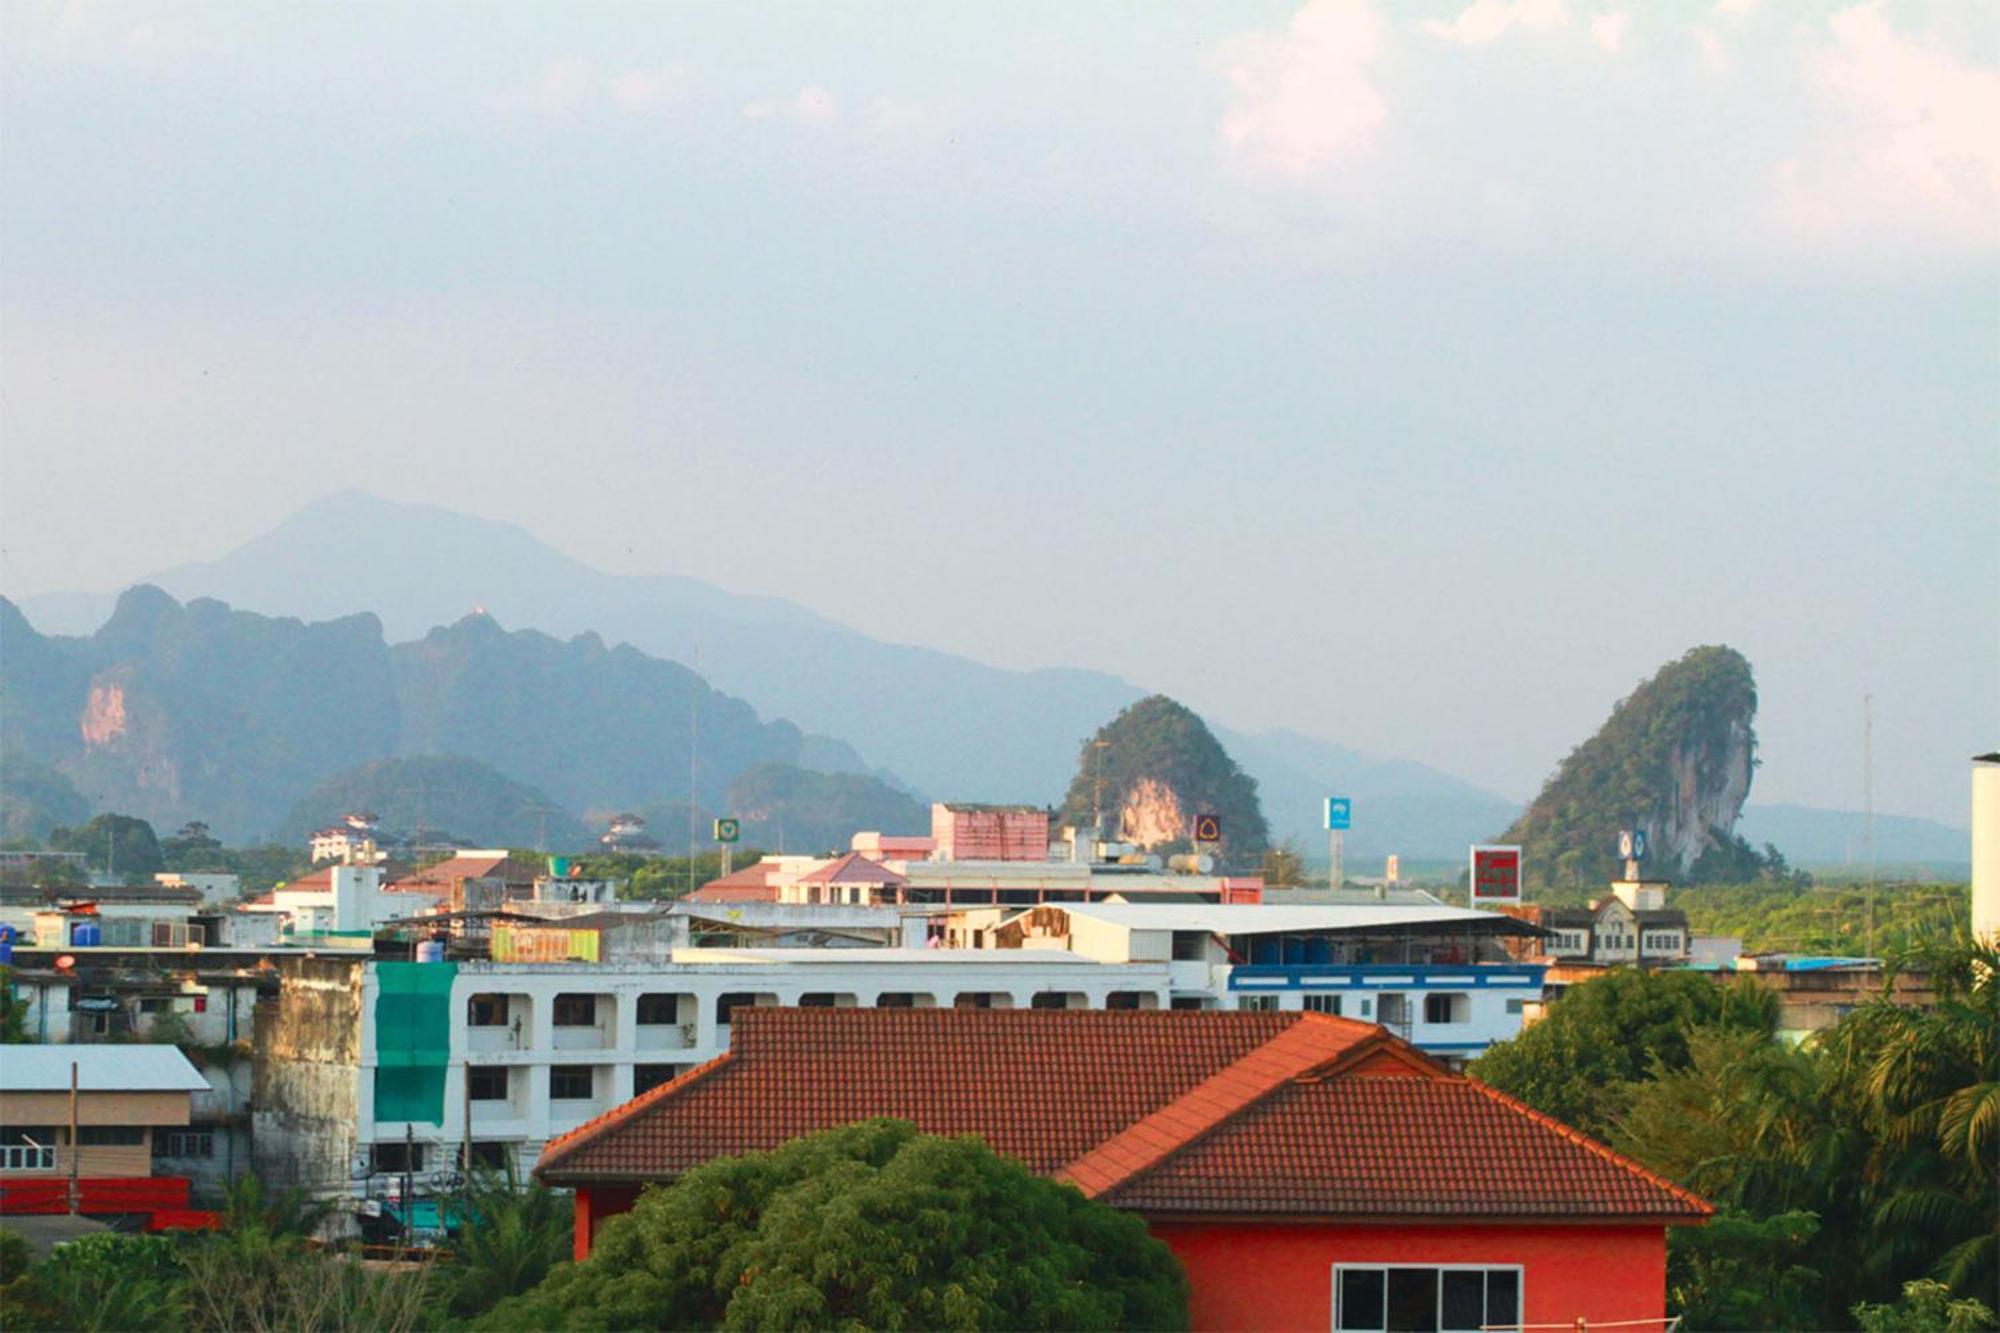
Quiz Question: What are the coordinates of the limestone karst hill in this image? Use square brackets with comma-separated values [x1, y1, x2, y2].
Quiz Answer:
[1499, 645, 1782, 888]
[1057, 695, 1270, 868]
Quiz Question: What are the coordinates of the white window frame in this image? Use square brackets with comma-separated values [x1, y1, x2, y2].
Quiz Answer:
[1303, 994, 1342, 1016]
[1330, 1262, 1525, 1333]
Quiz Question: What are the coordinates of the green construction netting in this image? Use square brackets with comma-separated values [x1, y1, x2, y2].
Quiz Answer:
[373, 961, 457, 1125]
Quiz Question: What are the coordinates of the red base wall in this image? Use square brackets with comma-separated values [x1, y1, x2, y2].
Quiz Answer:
[1149, 1219, 1669, 1333]
[0, 1176, 191, 1218]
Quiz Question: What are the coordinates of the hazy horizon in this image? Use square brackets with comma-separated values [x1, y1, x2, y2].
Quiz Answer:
[3, 1, 1994, 826]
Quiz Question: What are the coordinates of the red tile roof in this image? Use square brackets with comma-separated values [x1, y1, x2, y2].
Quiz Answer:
[535, 1009, 1708, 1222]
[386, 853, 537, 893]
[688, 863, 780, 902]
[795, 852, 907, 887]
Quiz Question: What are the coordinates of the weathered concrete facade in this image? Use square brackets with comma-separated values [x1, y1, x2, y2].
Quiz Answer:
[252, 958, 367, 1198]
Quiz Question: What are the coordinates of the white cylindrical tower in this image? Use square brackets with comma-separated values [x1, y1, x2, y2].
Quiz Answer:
[1973, 753, 2000, 945]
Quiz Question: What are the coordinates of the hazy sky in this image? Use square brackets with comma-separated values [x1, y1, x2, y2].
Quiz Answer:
[3, 1, 1995, 825]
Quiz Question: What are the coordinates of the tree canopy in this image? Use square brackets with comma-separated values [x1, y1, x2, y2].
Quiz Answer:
[46, 812, 164, 880]
[1469, 966, 1776, 1139]
[481, 1120, 1189, 1331]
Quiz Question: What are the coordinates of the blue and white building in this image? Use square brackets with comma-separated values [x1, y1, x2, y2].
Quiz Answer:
[946, 897, 1547, 1062]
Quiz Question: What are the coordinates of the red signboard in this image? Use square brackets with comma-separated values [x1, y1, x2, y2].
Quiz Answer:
[1469, 845, 1522, 905]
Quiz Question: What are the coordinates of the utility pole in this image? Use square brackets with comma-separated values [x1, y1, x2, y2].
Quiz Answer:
[403, 1123, 415, 1251]
[67, 1060, 79, 1216]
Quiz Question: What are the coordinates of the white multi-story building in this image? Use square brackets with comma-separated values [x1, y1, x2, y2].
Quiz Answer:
[253, 945, 1176, 1216]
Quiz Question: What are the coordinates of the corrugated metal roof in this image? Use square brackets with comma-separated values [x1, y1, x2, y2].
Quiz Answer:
[0, 1045, 210, 1093]
[1054, 903, 1534, 935]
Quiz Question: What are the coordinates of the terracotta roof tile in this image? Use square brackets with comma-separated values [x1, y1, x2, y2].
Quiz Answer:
[795, 853, 907, 887]
[535, 1009, 1707, 1222]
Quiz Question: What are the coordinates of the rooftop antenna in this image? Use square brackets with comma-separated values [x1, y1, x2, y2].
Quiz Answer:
[1864, 693, 1875, 957]
[688, 634, 702, 900]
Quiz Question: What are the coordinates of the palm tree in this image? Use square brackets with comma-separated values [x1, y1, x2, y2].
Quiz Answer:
[1818, 933, 1999, 1301]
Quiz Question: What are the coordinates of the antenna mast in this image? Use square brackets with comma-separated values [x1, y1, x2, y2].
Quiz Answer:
[1864, 693, 1875, 956]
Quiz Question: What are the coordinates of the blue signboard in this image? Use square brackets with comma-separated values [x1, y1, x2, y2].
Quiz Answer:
[1324, 797, 1352, 831]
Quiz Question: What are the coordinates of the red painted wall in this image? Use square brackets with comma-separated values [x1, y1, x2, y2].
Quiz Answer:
[1149, 1219, 1670, 1333]
[572, 1185, 641, 1262]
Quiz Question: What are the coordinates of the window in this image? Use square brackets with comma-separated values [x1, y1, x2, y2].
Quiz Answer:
[1505, 998, 1525, 1015]
[469, 1141, 512, 1171]
[1105, 991, 1146, 1010]
[552, 995, 598, 1027]
[467, 1066, 510, 1101]
[875, 993, 918, 1008]
[636, 993, 680, 1025]
[467, 994, 508, 1026]
[549, 1066, 594, 1100]
[952, 992, 997, 1010]
[1237, 995, 1278, 1012]
[154, 1129, 215, 1158]
[1303, 994, 1342, 1015]
[1169, 997, 1205, 1011]
[1378, 994, 1410, 1027]
[1171, 931, 1209, 961]
[1029, 993, 1068, 1011]
[1423, 993, 1469, 1025]
[1334, 1266, 1521, 1332]
[798, 993, 839, 1008]
[716, 993, 761, 1023]
[77, 1126, 145, 1146]
[633, 1064, 683, 1096]
[372, 1141, 424, 1174]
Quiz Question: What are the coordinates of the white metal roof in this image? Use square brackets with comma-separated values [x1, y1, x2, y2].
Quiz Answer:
[671, 947, 1110, 967]
[0, 1045, 210, 1093]
[1048, 903, 1523, 935]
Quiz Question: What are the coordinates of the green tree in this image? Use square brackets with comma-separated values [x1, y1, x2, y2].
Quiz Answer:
[46, 812, 164, 879]
[482, 1120, 1189, 1331]
[1853, 1280, 1999, 1333]
[1665, 1209, 1824, 1332]
[1816, 936, 1999, 1302]
[10, 1231, 188, 1333]
[0, 966, 30, 1043]
[1469, 969, 1775, 1139]
[440, 1165, 574, 1319]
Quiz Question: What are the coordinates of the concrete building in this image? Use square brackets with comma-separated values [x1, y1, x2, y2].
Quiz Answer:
[0, 1046, 213, 1226]
[251, 944, 1179, 1218]
[947, 900, 1547, 1059]
[1974, 753, 1998, 945]
[1499, 880, 1691, 969]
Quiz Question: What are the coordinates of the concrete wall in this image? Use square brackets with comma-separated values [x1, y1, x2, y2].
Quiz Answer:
[252, 958, 366, 1197]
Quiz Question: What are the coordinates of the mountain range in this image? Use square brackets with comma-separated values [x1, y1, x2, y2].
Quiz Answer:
[0, 586, 870, 843]
[10, 491, 1522, 854]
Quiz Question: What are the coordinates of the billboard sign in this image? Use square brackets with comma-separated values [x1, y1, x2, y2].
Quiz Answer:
[1324, 797, 1352, 831]
[713, 817, 741, 844]
[1469, 844, 1523, 906]
[1618, 828, 1648, 863]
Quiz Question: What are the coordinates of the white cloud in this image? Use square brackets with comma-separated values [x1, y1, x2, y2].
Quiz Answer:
[1214, 0, 1389, 179]
[1769, 4, 2000, 251]
[1421, 0, 1567, 46]
[523, 57, 596, 115]
[609, 63, 693, 113]
[744, 85, 839, 126]
[1589, 11, 1631, 55]
[1710, 0, 1760, 16]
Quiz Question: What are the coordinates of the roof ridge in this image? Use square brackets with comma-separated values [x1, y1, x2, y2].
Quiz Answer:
[1456, 1075, 1713, 1217]
[536, 1050, 736, 1176]
[1056, 1013, 1377, 1198]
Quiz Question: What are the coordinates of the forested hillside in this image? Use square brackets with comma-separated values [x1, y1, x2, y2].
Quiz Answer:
[1501, 645, 1783, 887]
[1057, 695, 1269, 866]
